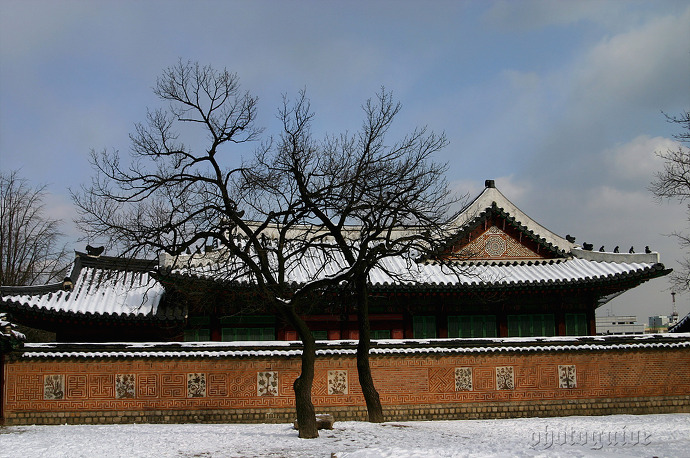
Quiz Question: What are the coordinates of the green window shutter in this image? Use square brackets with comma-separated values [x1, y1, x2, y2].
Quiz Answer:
[413, 316, 436, 338]
[532, 314, 544, 336]
[543, 314, 555, 337]
[485, 315, 497, 337]
[508, 315, 520, 337]
[447, 316, 460, 338]
[313, 330, 328, 340]
[184, 316, 211, 341]
[222, 327, 275, 341]
[371, 330, 391, 339]
[566, 313, 587, 336]
[520, 315, 531, 337]
[448, 315, 498, 338]
[472, 317, 484, 337]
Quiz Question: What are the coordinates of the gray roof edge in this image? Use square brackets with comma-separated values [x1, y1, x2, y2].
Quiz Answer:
[447, 186, 576, 252]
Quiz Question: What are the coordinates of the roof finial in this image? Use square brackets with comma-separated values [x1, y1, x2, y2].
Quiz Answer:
[485, 179, 495, 188]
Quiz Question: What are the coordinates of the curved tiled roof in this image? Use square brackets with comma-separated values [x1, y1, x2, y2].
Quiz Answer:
[669, 312, 690, 333]
[0, 253, 183, 323]
[168, 247, 668, 297]
[445, 184, 576, 255]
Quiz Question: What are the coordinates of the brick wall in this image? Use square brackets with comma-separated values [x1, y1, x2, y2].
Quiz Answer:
[3, 337, 690, 425]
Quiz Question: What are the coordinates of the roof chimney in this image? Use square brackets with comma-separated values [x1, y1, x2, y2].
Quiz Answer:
[485, 179, 495, 188]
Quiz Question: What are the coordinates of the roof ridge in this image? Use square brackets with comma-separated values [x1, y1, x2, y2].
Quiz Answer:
[446, 184, 575, 254]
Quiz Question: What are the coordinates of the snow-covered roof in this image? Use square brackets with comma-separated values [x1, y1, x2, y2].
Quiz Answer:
[11, 333, 690, 359]
[170, 248, 667, 297]
[0, 182, 670, 321]
[446, 181, 576, 255]
[0, 253, 182, 322]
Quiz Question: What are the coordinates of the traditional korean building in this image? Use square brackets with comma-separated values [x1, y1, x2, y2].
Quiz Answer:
[0, 180, 670, 342]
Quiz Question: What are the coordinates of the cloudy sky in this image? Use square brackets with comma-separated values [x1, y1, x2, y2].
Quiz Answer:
[1, 0, 689, 322]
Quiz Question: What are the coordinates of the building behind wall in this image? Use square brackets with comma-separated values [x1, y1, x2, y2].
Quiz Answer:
[1, 180, 672, 342]
[596, 315, 645, 335]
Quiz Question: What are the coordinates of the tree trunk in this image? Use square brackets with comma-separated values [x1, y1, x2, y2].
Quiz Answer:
[355, 279, 385, 423]
[283, 306, 319, 438]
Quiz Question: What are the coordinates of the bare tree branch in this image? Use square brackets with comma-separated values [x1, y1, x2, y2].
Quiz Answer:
[0, 171, 70, 286]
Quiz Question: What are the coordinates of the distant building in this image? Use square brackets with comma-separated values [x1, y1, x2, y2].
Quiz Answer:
[647, 313, 680, 333]
[596, 315, 645, 335]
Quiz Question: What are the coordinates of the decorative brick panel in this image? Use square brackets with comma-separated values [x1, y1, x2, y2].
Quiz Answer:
[455, 367, 473, 391]
[43, 374, 64, 400]
[328, 370, 348, 395]
[3, 344, 690, 425]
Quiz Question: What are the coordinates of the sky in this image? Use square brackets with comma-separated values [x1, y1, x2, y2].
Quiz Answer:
[1, 0, 689, 323]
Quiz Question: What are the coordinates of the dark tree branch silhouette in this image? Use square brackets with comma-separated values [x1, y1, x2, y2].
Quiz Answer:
[73, 61, 325, 438]
[650, 110, 690, 291]
[1, 171, 69, 286]
[73, 61, 461, 431]
[265, 89, 460, 422]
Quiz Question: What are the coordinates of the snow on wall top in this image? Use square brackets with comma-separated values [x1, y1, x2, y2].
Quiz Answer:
[11, 333, 690, 359]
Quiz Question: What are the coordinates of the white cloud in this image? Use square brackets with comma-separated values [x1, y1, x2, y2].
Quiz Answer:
[574, 6, 690, 112]
[604, 135, 677, 183]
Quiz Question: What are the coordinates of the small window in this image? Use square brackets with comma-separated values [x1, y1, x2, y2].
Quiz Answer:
[184, 328, 211, 342]
[507, 314, 555, 337]
[184, 316, 211, 341]
[371, 329, 391, 339]
[566, 313, 588, 336]
[413, 316, 437, 339]
[222, 327, 274, 341]
[312, 330, 328, 340]
[448, 315, 497, 338]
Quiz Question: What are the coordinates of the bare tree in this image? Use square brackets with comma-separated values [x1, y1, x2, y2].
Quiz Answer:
[651, 110, 690, 290]
[0, 171, 69, 286]
[73, 61, 459, 431]
[265, 89, 458, 422]
[73, 61, 329, 438]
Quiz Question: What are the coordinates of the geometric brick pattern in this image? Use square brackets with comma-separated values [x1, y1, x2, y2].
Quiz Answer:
[207, 373, 228, 397]
[4, 347, 690, 424]
[66, 374, 88, 399]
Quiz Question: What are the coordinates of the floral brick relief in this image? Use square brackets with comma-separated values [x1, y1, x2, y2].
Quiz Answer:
[328, 370, 348, 395]
[257, 371, 278, 397]
[455, 367, 473, 391]
[44, 374, 64, 400]
[187, 373, 206, 398]
[496, 366, 514, 390]
[559, 365, 577, 388]
[115, 374, 136, 399]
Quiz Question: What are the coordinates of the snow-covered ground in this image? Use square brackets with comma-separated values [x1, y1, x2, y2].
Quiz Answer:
[1, 414, 688, 457]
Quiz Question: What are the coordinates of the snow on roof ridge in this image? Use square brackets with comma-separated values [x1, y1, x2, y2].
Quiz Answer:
[447, 185, 575, 253]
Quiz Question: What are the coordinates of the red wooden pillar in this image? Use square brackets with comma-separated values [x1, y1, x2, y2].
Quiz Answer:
[498, 312, 508, 337]
[587, 305, 597, 336]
